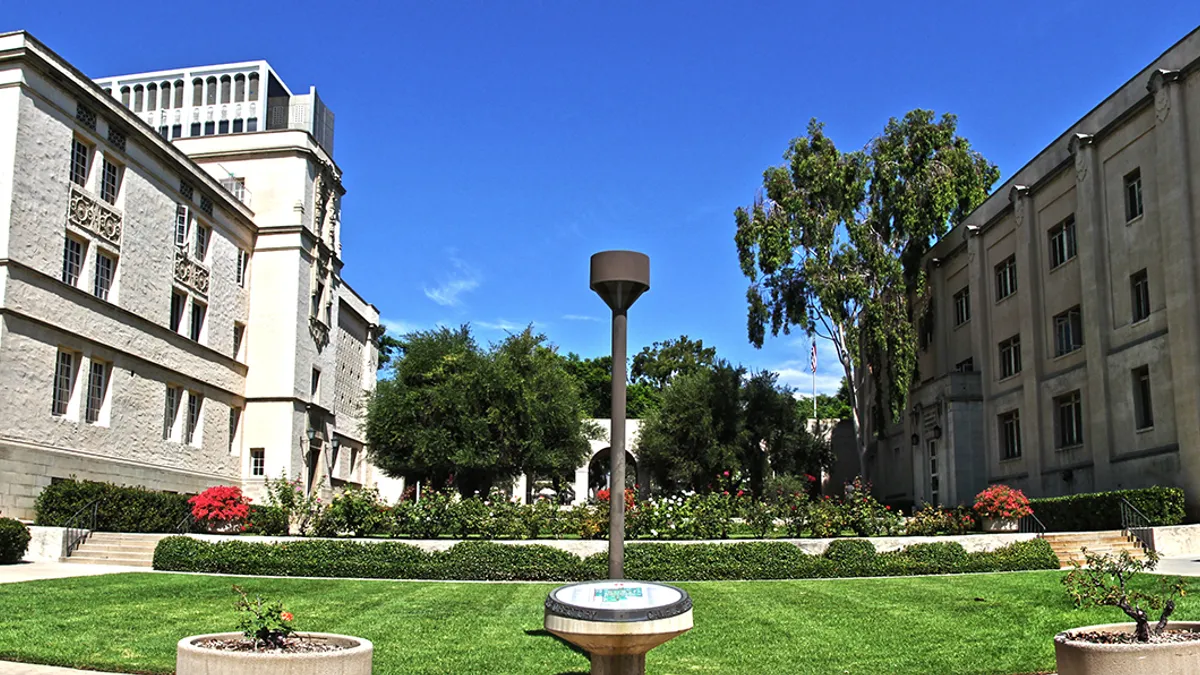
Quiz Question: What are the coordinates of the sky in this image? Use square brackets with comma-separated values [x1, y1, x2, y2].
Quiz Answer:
[7, 1, 1200, 396]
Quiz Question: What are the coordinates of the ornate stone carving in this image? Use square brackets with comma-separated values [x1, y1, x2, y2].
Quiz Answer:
[1068, 133, 1093, 182]
[312, 163, 338, 240]
[174, 249, 210, 296]
[1148, 69, 1182, 123]
[68, 185, 122, 245]
[1009, 186, 1029, 227]
[309, 316, 330, 351]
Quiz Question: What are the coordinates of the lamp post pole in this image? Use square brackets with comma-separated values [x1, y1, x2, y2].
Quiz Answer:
[589, 251, 650, 581]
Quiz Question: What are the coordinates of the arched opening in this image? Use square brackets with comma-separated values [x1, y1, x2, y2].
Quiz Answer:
[205, 77, 217, 105]
[120, 86, 130, 107]
[587, 447, 638, 498]
[132, 85, 144, 112]
[173, 80, 185, 108]
[146, 83, 157, 110]
[192, 78, 203, 106]
[234, 74, 245, 102]
[161, 81, 171, 109]
[247, 73, 259, 102]
[220, 75, 231, 104]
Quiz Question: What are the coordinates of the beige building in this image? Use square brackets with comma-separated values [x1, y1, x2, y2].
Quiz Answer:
[868, 26, 1200, 514]
[0, 32, 398, 520]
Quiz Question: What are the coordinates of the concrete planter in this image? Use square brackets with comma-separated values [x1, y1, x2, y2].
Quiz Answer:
[203, 519, 245, 534]
[1054, 622, 1200, 675]
[981, 517, 1018, 532]
[177, 632, 373, 675]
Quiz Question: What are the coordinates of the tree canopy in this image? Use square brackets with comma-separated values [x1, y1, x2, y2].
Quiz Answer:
[735, 110, 998, 475]
[631, 335, 717, 389]
[560, 353, 660, 419]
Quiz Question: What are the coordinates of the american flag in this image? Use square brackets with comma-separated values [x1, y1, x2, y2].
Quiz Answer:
[810, 340, 818, 374]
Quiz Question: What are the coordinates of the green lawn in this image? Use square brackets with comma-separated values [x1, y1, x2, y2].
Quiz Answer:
[0, 571, 1191, 674]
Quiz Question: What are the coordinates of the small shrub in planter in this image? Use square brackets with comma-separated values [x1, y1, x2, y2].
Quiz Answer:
[190, 486, 251, 533]
[1063, 549, 1186, 642]
[0, 517, 31, 564]
[233, 585, 296, 649]
[973, 484, 1032, 530]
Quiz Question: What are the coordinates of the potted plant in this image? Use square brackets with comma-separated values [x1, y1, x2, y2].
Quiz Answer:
[1055, 549, 1196, 674]
[176, 586, 372, 675]
[972, 484, 1031, 532]
[189, 486, 252, 534]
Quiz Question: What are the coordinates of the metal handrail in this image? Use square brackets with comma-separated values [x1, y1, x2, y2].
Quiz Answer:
[1018, 512, 1047, 535]
[175, 510, 196, 535]
[1120, 497, 1156, 553]
[61, 499, 99, 558]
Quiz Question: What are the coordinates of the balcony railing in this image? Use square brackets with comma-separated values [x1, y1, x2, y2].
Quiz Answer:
[220, 177, 252, 207]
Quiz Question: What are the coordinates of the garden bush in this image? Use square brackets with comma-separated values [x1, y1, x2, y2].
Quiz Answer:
[152, 536, 1060, 580]
[320, 486, 391, 537]
[245, 505, 288, 536]
[904, 505, 977, 536]
[35, 479, 191, 533]
[1029, 487, 1186, 531]
[0, 518, 31, 564]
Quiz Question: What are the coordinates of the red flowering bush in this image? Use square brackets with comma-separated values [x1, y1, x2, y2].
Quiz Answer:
[190, 486, 251, 523]
[973, 484, 1033, 519]
[595, 488, 636, 511]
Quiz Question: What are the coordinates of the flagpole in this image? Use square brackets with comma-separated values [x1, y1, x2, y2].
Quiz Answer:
[811, 339, 817, 421]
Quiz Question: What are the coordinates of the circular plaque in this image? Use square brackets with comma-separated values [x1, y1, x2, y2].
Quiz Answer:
[545, 581, 692, 623]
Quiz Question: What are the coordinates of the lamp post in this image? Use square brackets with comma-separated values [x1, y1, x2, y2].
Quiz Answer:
[589, 250, 650, 579]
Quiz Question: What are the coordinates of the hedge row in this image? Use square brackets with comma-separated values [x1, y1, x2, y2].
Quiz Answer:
[1029, 487, 1186, 532]
[35, 479, 191, 533]
[152, 536, 1059, 581]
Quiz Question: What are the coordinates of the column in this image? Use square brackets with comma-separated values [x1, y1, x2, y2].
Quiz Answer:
[1070, 132, 1115, 491]
[933, 262, 951, 375]
[573, 464, 590, 507]
[966, 226, 993, 481]
[1011, 186, 1046, 490]
[1148, 69, 1200, 516]
[513, 474, 528, 505]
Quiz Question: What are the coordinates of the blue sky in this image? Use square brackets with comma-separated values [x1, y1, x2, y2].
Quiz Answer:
[7, 1, 1200, 395]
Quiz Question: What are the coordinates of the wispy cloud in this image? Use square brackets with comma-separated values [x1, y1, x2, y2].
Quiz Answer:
[423, 257, 480, 307]
[475, 319, 527, 332]
[380, 318, 419, 336]
[561, 314, 601, 322]
[772, 338, 845, 397]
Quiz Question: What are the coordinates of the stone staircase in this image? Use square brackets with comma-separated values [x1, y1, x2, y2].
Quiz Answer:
[1042, 530, 1148, 569]
[64, 532, 169, 568]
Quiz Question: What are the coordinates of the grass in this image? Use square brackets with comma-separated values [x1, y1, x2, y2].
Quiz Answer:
[0, 570, 1193, 674]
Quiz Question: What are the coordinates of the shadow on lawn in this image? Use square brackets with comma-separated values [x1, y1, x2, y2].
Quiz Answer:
[524, 628, 589, 673]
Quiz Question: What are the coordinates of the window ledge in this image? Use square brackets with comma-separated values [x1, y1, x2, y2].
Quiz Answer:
[1131, 317, 1151, 327]
[1126, 215, 1144, 227]
[1136, 426, 1155, 434]
[1052, 347, 1083, 361]
[997, 373, 1022, 383]
[1048, 257, 1076, 274]
[995, 292, 1017, 306]
[953, 319, 970, 331]
[1056, 443, 1085, 452]
[999, 456, 1023, 463]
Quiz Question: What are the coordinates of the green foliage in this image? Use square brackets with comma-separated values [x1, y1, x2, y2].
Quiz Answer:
[154, 536, 1058, 581]
[233, 585, 295, 649]
[1063, 548, 1185, 641]
[559, 353, 661, 419]
[367, 326, 592, 496]
[34, 478, 190, 533]
[321, 486, 392, 537]
[735, 112, 999, 468]
[0, 518, 31, 564]
[393, 489, 455, 538]
[842, 477, 903, 536]
[1030, 487, 1186, 532]
[904, 505, 977, 536]
[740, 498, 778, 538]
[808, 498, 847, 537]
[244, 505, 288, 536]
[262, 476, 324, 535]
[630, 335, 717, 389]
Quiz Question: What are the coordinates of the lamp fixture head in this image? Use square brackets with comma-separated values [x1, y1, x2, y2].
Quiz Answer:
[306, 428, 316, 442]
[590, 251, 650, 312]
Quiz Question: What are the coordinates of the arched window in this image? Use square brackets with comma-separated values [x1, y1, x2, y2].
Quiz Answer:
[103, 87, 112, 97]
[161, 81, 171, 109]
[234, 74, 245, 103]
[120, 87, 131, 107]
[205, 77, 217, 105]
[147, 83, 159, 111]
[174, 80, 185, 108]
[220, 75, 232, 104]
[192, 78, 203, 106]
[133, 85, 144, 112]
[248, 73, 259, 102]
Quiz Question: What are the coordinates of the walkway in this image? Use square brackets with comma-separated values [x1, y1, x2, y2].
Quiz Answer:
[0, 663, 107, 675]
[0, 561, 142, 585]
[1149, 556, 1200, 577]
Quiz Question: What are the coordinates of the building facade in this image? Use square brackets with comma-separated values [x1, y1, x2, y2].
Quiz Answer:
[0, 32, 396, 519]
[866, 27, 1200, 515]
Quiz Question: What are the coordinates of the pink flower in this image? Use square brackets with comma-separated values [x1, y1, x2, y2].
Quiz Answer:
[723, 471, 730, 477]
[280, 611, 293, 622]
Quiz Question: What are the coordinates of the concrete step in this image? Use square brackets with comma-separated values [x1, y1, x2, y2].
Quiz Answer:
[72, 544, 159, 554]
[64, 555, 153, 568]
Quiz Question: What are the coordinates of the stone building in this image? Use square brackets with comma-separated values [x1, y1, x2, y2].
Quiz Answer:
[865, 27, 1200, 514]
[0, 31, 397, 519]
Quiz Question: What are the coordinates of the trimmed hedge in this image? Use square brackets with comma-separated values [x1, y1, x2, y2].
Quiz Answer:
[1030, 487, 1186, 532]
[153, 536, 1060, 581]
[35, 479, 191, 533]
[0, 518, 31, 564]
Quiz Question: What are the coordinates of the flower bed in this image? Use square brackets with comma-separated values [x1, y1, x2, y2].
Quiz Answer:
[152, 536, 1060, 581]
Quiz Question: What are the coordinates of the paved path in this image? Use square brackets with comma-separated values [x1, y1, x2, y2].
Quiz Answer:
[0, 561, 142, 585]
[0, 663, 109, 675]
[1149, 555, 1200, 577]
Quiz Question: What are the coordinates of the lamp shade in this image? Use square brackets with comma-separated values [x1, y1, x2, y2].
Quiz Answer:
[590, 251, 650, 312]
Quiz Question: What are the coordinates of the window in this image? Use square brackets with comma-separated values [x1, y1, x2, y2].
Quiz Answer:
[233, 323, 246, 359]
[69, 138, 90, 187]
[163, 386, 182, 439]
[953, 287, 970, 326]
[185, 391, 203, 445]
[52, 350, 76, 416]
[918, 306, 933, 351]
[190, 122, 202, 137]
[229, 406, 242, 452]
[93, 251, 116, 301]
[194, 223, 210, 261]
[955, 357, 975, 373]
[995, 255, 1017, 300]
[171, 124, 183, 139]
[1053, 306, 1084, 356]
[175, 205, 190, 247]
[247, 117, 258, 132]
[218, 120, 230, 134]
[205, 77, 217, 105]
[62, 236, 85, 286]
[1125, 168, 1144, 222]
[204, 121, 215, 136]
[84, 360, 108, 424]
[1131, 269, 1151, 323]
[189, 300, 206, 342]
[1133, 366, 1153, 430]
[1048, 215, 1077, 269]
[192, 78, 203, 107]
[170, 290, 187, 332]
[232, 119, 244, 133]
[999, 410, 1021, 460]
[999, 334, 1021, 379]
[1056, 391, 1084, 448]
[311, 368, 321, 399]
[236, 249, 250, 287]
[250, 448, 265, 477]
[312, 282, 325, 320]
